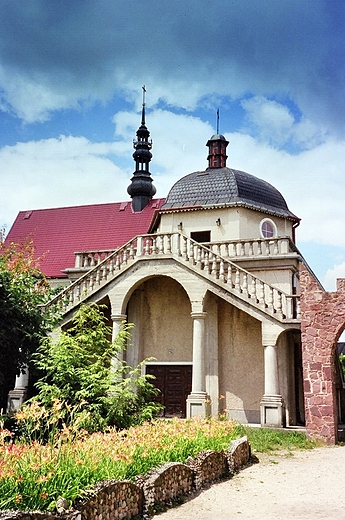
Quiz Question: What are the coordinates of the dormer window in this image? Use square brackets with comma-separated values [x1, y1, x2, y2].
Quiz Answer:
[260, 218, 277, 238]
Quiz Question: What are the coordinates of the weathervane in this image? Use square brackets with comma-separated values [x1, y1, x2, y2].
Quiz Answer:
[216, 108, 220, 134]
[142, 85, 146, 106]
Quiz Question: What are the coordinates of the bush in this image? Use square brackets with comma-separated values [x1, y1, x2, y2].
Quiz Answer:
[16, 303, 162, 438]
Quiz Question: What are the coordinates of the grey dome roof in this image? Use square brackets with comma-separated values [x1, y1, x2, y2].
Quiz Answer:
[161, 167, 298, 221]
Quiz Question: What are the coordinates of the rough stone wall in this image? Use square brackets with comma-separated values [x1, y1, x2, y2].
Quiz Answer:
[300, 265, 345, 444]
[0, 438, 251, 520]
[186, 450, 228, 490]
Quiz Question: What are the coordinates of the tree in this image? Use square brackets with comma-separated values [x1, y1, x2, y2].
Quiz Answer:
[24, 303, 162, 434]
[0, 231, 54, 408]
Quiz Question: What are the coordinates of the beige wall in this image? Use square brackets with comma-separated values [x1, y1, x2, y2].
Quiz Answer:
[127, 276, 193, 363]
[218, 298, 264, 424]
[158, 206, 293, 242]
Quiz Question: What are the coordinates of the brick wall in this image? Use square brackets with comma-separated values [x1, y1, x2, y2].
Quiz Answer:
[300, 265, 345, 444]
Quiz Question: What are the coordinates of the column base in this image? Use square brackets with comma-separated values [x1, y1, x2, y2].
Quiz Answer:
[186, 392, 211, 418]
[7, 388, 27, 413]
[260, 394, 285, 428]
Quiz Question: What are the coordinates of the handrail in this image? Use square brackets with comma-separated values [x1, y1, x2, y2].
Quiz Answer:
[43, 233, 300, 321]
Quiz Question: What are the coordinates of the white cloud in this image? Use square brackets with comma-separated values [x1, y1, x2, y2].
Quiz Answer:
[324, 263, 345, 292]
[2, 109, 345, 288]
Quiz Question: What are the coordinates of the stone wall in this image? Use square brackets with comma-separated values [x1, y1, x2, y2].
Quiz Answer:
[300, 264, 345, 444]
[0, 437, 250, 520]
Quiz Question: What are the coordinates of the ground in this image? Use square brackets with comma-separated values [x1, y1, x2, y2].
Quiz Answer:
[154, 446, 345, 519]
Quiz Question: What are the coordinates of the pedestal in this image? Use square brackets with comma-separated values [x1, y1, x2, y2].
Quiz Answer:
[186, 392, 211, 418]
[260, 394, 285, 428]
[7, 388, 27, 413]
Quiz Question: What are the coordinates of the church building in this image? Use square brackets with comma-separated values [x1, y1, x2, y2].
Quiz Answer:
[8, 99, 343, 443]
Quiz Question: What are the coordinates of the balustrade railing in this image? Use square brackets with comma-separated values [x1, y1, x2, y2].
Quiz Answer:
[45, 233, 300, 322]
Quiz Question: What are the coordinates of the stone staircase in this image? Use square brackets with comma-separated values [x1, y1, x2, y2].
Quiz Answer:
[44, 233, 301, 324]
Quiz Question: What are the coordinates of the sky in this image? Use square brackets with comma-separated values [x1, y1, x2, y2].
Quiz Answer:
[0, 0, 344, 290]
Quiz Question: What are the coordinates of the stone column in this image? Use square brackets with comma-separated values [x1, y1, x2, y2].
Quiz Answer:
[7, 367, 29, 413]
[111, 314, 127, 372]
[260, 344, 285, 427]
[186, 311, 211, 418]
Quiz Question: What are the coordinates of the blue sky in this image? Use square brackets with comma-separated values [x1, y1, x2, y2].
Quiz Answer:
[1, 0, 344, 290]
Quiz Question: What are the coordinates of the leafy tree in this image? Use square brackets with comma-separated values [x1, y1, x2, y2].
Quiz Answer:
[0, 231, 54, 408]
[24, 303, 162, 434]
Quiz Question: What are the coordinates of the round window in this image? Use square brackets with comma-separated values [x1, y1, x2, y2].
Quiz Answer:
[260, 219, 276, 238]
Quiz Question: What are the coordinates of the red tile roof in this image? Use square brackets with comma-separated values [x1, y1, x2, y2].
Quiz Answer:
[5, 199, 165, 278]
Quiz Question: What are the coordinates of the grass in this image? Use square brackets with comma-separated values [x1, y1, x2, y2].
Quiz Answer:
[0, 418, 316, 513]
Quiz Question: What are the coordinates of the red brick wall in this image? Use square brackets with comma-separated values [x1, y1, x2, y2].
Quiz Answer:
[300, 265, 345, 444]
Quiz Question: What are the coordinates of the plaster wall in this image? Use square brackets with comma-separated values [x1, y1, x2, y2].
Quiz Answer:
[218, 299, 263, 423]
[158, 207, 293, 242]
[127, 276, 193, 363]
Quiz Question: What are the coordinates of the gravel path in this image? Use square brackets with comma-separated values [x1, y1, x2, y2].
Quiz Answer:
[153, 446, 345, 519]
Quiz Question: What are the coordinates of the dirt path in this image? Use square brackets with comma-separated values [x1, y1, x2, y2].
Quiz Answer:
[154, 446, 345, 519]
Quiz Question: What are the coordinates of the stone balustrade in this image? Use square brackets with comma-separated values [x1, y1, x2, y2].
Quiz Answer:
[0, 437, 250, 520]
[44, 233, 300, 321]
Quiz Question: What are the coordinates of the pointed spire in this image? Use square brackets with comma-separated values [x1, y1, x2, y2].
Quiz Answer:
[127, 86, 156, 212]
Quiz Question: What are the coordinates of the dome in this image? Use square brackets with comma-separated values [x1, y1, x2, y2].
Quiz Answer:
[161, 167, 299, 221]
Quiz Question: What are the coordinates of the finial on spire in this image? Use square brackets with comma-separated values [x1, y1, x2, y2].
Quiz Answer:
[216, 108, 220, 134]
[141, 85, 146, 125]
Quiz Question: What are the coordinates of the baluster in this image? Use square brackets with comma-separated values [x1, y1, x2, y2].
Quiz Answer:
[189, 242, 195, 264]
[196, 246, 202, 268]
[224, 243, 230, 258]
[167, 234, 172, 254]
[211, 253, 217, 276]
[204, 251, 210, 272]
[116, 253, 121, 270]
[276, 290, 283, 317]
[240, 243, 245, 256]
[242, 272, 248, 295]
[144, 237, 150, 255]
[267, 286, 274, 312]
[217, 244, 221, 257]
[257, 240, 262, 255]
[219, 259, 225, 282]
[250, 276, 256, 300]
[273, 239, 279, 255]
[158, 235, 164, 254]
[95, 267, 101, 285]
[129, 242, 135, 259]
[235, 268, 240, 291]
[89, 273, 94, 291]
[248, 241, 254, 256]
[182, 236, 188, 260]
[102, 263, 107, 281]
[227, 263, 233, 286]
[76, 283, 81, 302]
[258, 280, 265, 306]
[123, 248, 128, 265]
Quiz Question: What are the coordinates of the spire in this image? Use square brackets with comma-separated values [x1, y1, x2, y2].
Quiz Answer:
[127, 86, 156, 212]
[206, 109, 229, 168]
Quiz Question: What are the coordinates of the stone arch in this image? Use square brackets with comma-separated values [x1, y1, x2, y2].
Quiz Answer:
[300, 265, 345, 444]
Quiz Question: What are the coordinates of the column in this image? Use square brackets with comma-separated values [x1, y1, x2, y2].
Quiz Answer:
[7, 366, 29, 413]
[186, 311, 211, 418]
[260, 344, 285, 427]
[111, 314, 127, 372]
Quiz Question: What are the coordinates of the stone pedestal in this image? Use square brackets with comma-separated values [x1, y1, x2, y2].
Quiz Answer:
[7, 387, 27, 413]
[260, 394, 285, 427]
[186, 392, 211, 417]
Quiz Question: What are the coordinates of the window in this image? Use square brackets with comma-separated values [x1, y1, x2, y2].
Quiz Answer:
[260, 219, 276, 238]
[190, 231, 211, 243]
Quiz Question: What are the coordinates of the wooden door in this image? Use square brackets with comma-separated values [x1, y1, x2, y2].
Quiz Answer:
[146, 365, 192, 418]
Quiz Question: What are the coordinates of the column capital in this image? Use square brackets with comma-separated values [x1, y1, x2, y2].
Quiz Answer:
[191, 311, 207, 320]
[111, 314, 127, 322]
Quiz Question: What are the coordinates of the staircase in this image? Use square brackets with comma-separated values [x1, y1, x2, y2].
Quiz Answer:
[44, 233, 300, 323]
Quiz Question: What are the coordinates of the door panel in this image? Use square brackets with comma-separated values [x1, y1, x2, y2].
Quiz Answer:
[146, 365, 192, 418]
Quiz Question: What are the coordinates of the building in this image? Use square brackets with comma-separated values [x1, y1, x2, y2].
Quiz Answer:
[8, 102, 342, 442]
